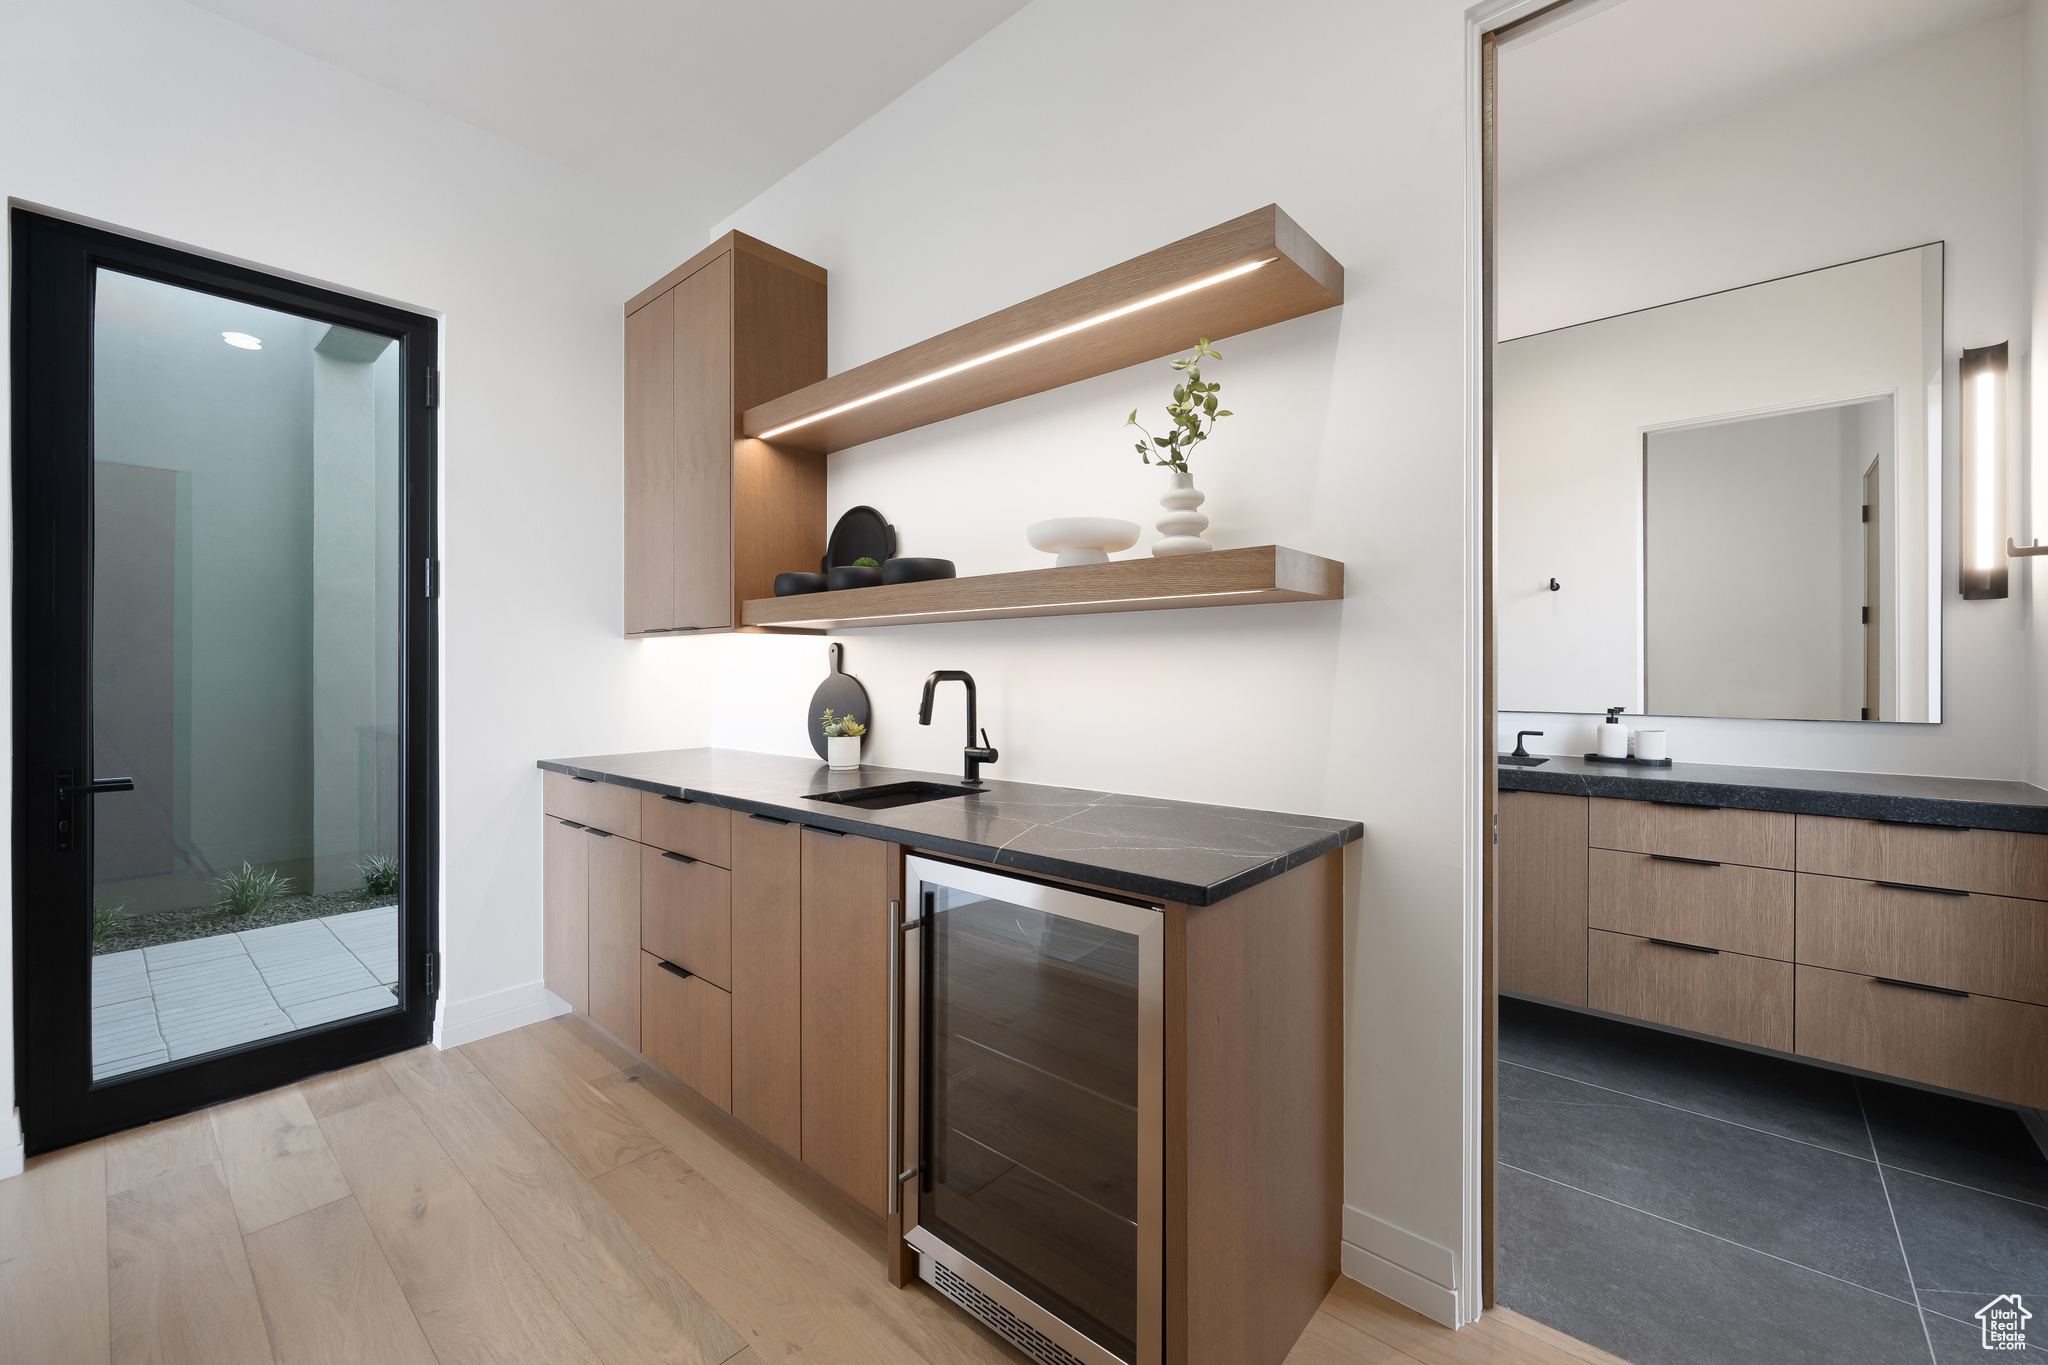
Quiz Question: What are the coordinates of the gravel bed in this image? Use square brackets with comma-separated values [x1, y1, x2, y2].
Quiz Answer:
[93, 888, 399, 956]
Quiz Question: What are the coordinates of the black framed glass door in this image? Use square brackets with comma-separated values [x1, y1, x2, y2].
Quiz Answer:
[12, 209, 438, 1153]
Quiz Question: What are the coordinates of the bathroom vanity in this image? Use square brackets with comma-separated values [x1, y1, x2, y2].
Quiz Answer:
[537, 748, 1359, 1365]
[1499, 756, 2048, 1108]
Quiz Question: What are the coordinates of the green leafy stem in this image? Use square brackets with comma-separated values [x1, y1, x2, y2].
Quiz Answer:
[1126, 339, 1232, 476]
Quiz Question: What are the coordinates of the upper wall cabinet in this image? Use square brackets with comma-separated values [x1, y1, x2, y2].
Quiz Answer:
[624, 233, 827, 635]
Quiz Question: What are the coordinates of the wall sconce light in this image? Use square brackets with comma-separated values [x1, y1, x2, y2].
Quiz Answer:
[1960, 342, 2008, 600]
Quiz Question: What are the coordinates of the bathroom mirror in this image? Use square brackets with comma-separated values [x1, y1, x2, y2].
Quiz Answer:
[1496, 243, 1943, 723]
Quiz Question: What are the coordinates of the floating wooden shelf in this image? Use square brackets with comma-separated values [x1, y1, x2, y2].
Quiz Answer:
[739, 205, 1343, 455]
[738, 545, 1343, 630]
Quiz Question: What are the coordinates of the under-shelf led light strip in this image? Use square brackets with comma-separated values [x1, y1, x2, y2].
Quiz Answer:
[765, 587, 1275, 628]
[754, 257, 1277, 441]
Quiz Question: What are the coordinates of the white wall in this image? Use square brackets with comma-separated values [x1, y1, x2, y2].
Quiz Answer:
[687, 0, 1485, 1325]
[0, 0, 705, 1172]
[2028, 0, 2048, 785]
[1498, 14, 2037, 775]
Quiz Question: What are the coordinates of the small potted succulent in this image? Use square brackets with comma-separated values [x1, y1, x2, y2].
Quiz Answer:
[821, 709, 868, 770]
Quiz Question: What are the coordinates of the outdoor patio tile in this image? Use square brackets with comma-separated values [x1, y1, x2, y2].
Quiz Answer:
[92, 951, 153, 1004]
[143, 934, 249, 967]
[95, 1048, 168, 1080]
[266, 965, 380, 1008]
[285, 986, 399, 1030]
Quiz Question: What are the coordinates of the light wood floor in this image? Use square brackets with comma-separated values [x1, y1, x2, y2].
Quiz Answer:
[0, 1015, 1627, 1365]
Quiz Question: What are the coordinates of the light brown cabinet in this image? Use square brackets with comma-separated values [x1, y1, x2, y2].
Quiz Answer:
[730, 812, 804, 1156]
[640, 845, 731, 990]
[586, 830, 643, 1049]
[1503, 785, 2048, 1107]
[1498, 791, 1588, 1005]
[800, 827, 895, 1217]
[541, 817, 589, 1014]
[642, 953, 733, 1110]
[623, 233, 827, 636]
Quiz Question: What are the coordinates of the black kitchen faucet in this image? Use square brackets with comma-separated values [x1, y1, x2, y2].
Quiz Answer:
[918, 670, 999, 785]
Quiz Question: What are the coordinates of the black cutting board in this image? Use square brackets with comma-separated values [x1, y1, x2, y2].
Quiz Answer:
[808, 643, 871, 759]
[821, 506, 896, 572]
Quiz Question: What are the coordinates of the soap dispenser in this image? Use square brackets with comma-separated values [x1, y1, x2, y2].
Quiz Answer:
[1595, 706, 1630, 759]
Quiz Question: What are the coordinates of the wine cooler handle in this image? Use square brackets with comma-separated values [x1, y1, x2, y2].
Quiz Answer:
[887, 896, 903, 1215]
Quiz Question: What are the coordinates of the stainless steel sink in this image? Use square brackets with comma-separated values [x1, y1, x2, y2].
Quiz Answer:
[802, 780, 980, 811]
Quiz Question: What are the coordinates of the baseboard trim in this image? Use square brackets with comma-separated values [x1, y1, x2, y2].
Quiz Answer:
[1342, 1205, 1457, 1291]
[1342, 1242, 1459, 1327]
[434, 981, 570, 1048]
[0, 1109, 22, 1181]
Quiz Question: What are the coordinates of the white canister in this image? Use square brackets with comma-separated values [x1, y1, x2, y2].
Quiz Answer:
[827, 735, 862, 771]
[1634, 729, 1668, 762]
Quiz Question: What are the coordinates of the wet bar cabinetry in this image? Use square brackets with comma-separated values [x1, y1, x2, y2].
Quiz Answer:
[540, 749, 1361, 1365]
[1498, 761, 2048, 1108]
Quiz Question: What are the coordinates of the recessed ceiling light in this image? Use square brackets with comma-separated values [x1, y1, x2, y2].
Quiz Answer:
[222, 332, 263, 350]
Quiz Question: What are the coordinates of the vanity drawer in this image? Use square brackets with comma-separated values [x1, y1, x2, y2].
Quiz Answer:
[640, 791, 731, 868]
[542, 771, 641, 839]
[641, 953, 732, 1111]
[1795, 815, 2048, 900]
[1588, 798, 1793, 870]
[1587, 929, 1793, 1050]
[641, 844, 731, 990]
[1794, 965, 2048, 1109]
[1588, 849, 1792, 959]
[1794, 874, 2048, 1006]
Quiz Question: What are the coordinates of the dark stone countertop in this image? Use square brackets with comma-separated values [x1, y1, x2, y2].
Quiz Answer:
[1498, 754, 2048, 834]
[537, 748, 1362, 906]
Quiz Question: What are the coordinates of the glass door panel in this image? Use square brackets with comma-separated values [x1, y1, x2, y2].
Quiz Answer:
[89, 269, 403, 1081]
[922, 880, 1143, 1359]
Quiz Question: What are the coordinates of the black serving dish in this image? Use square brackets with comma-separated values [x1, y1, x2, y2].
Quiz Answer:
[774, 572, 827, 596]
[826, 564, 883, 591]
[882, 557, 956, 585]
[1582, 752, 1674, 768]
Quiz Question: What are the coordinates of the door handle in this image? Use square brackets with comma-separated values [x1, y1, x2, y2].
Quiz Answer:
[55, 771, 134, 852]
[58, 776, 134, 797]
[888, 897, 903, 1215]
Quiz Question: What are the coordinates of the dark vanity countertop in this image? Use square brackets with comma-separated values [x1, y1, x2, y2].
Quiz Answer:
[1499, 754, 2048, 834]
[538, 748, 1362, 906]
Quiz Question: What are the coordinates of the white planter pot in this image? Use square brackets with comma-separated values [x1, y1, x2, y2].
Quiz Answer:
[827, 735, 863, 771]
[1153, 469, 1214, 556]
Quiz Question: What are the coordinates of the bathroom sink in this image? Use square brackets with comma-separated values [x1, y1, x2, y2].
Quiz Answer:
[803, 780, 981, 811]
[1497, 754, 1549, 767]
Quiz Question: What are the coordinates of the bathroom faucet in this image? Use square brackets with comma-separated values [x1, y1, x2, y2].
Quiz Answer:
[918, 670, 999, 785]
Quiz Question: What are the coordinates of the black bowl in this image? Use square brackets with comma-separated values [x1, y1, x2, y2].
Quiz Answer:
[882, 557, 956, 585]
[826, 564, 883, 591]
[774, 572, 827, 596]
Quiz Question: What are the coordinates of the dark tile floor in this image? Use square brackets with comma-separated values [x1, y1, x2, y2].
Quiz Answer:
[1498, 997, 2048, 1364]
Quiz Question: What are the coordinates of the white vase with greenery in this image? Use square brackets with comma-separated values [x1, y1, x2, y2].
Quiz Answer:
[1126, 339, 1229, 556]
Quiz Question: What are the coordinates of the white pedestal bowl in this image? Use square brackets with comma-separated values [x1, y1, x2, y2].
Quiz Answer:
[1026, 517, 1142, 567]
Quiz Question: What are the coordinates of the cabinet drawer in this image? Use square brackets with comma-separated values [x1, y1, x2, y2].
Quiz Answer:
[1794, 874, 2048, 1006]
[1588, 929, 1793, 1050]
[1794, 964, 2048, 1108]
[641, 954, 732, 1111]
[1795, 815, 2048, 900]
[1589, 798, 1792, 869]
[641, 845, 731, 990]
[640, 792, 731, 867]
[1589, 849, 1792, 959]
[542, 771, 640, 839]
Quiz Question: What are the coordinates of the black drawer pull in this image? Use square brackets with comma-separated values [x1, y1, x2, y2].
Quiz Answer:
[570, 775, 597, 784]
[1651, 801, 1720, 810]
[1875, 976, 1968, 999]
[1875, 880, 1969, 898]
[660, 794, 693, 805]
[656, 959, 691, 980]
[748, 813, 790, 826]
[661, 851, 695, 864]
[1651, 854, 1721, 868]
[806, 826, 846, 838]
[585, 828, 613, 839]
[556, 819, 585, 830]
[1647, 937, 1719, 955]
[1874, 818, 1970, 831]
